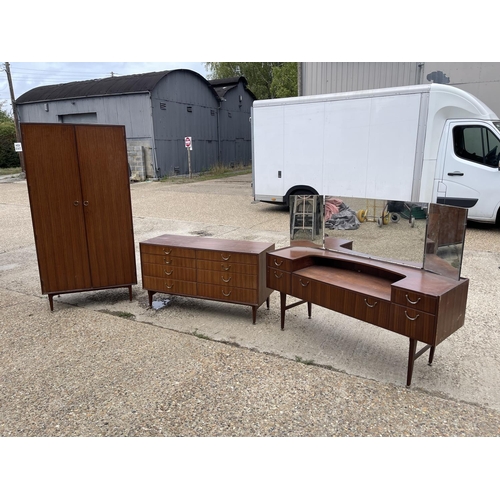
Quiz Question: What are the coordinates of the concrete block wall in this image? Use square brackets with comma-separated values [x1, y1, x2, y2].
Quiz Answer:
[127, 140, 154, 180]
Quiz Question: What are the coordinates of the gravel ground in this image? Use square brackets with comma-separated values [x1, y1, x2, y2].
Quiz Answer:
[1, 173, 500, 439]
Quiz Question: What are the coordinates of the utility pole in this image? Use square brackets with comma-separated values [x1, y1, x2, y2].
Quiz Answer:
[4, 62, 25, 173]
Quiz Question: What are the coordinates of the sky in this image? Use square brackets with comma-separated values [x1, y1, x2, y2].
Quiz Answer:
[2, 4, 483, 111]
[0, 62, 209, 103]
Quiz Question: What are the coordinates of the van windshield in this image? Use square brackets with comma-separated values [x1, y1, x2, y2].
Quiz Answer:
[494, 122, 500, 133]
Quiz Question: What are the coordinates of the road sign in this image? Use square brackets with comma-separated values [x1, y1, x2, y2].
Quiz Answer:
[14, 142, 22, 152]
[185, 136, 192, 149]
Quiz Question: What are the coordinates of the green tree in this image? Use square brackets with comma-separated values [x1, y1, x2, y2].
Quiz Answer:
[0, 100, 20, 169]
[205, 62, 298, 100]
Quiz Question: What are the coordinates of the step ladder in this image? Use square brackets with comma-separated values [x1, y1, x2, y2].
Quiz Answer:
[290, 195, 318, 240]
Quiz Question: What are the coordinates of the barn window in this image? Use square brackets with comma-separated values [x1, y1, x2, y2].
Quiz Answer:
[228, 112, 232, 118]
[160, 102, 166, 110]
[187, 106, 193, 112]
[210, 110, 215, 116]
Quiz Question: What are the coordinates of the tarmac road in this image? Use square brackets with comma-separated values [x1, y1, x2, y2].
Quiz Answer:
[1, 172, 500, 439]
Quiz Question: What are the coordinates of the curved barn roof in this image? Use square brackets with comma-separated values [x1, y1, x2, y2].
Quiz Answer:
[209, 76, 256, 100]
[17, 69, 220, 104]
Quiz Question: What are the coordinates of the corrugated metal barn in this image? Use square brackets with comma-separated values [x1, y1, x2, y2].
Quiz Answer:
[299, 62, 500, 117]
[16, 70, 255, 180]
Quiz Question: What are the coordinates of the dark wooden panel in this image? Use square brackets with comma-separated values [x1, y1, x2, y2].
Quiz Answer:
[353, 294, 391, 330]
[140, 243, 196, 258]
[143, 276, 197, 296]
[21, 123, 92, 294]
[267, 268, 291, 293]
[75, 125, 137, 288]
[141, 263, 197, 282]
[197, 269, 257, 289]
[392, 288, 438, 314]
[196, 283, 258, 304]
[391, 304, 437, 344]
[140, 253, 196, 268]
[197, 259, 257, 275]
[196, 249, 258, 264]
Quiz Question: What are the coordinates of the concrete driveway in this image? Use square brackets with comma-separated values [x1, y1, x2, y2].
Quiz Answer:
[1, 172, 500, 437]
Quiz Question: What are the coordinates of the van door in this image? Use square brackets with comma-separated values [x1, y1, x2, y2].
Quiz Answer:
[440, 121, 500, 223]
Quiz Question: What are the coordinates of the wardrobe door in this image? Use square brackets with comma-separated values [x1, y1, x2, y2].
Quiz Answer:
[22, 123, 92, 294]
[75, 125, 137, 288]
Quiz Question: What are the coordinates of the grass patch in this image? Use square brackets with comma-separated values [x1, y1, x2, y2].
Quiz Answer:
[0, 167, 22, 176]
[192, 328, 211, 340]
[295, 355, 315, 365]
[160, 163, 251, 184]
[99, 309, 136, 320]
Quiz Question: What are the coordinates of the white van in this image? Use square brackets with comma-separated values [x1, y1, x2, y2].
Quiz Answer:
[251, 84, 500, 224]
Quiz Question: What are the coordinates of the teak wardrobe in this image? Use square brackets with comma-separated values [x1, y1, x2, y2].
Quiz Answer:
[21, 123, 137, 310]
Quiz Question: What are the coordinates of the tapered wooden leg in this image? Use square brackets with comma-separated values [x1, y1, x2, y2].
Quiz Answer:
[307, 302, 312, 318]
[128, 285, 133, 302]
[48, 294, 54, 312]
[428, 345, 436, 365]
[280, 292, 286, 330]
[148, 290, 154, 308]
[252, 306, 257, 325]
[266, 296, 270, 309]
[407, 338, 418, 387]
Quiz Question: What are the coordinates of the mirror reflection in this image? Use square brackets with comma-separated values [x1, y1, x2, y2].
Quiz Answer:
[323, 196, 428, 267]
[424, 203, 467, 280]
[289, 194, 467, 280]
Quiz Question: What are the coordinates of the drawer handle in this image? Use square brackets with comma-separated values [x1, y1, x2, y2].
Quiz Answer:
[404, 310, 420, 321]
[222, 264, 231, 271]
[165, 282, 174, 289]
[299, 279, 309, 287]
[274, 259, 283, 267]
[364, 299, 378, 308]
[163, 248, 172, 255]
[73, 201, 79, 206]
[164, 270, 173, 276]
[221, 276, 231, 283]
[221, 253, 231, 261]
[164, 259, 172, 265]
[222, 289, 231, 297]
[274, 271, 283, 279]
[406, 294, 421, 305]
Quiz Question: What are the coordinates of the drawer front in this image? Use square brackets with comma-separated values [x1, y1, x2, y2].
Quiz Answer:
[267, 254, 292, 272]
[267, 268, 291, 293]
[391, 304, 437, 344]
[142, 263, 197, 282]
[140, 243, 196, 259]
[197, 269, 257, 289]
[196, 250, 257, 265]
[197, 259, 257, 275]
[140, 252, 196, 268]
[197, 283, 258, 304]
[392, 288, 437, 314]
[142, 276, 197, 296]
[291, 275, 331, 308]
[352, 294, 391, 330]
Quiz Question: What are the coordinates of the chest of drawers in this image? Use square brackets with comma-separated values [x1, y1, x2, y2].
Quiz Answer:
[140, 234, 275, 323]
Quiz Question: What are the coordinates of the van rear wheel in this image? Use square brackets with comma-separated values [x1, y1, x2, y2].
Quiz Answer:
[285, 188, 317, 208]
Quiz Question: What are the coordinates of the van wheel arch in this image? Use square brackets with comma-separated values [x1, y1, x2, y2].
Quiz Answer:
[284, 186, 319, 208]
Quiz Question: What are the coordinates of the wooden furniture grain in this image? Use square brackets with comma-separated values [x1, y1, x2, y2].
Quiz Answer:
[22, 123, 137, 310]
[140, 234, 275, 323]
[267, 241, 469, 386]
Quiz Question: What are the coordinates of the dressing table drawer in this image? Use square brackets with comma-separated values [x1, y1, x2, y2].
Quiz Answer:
[391, 304, 436, 344]
[392, 289, 438, 315]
